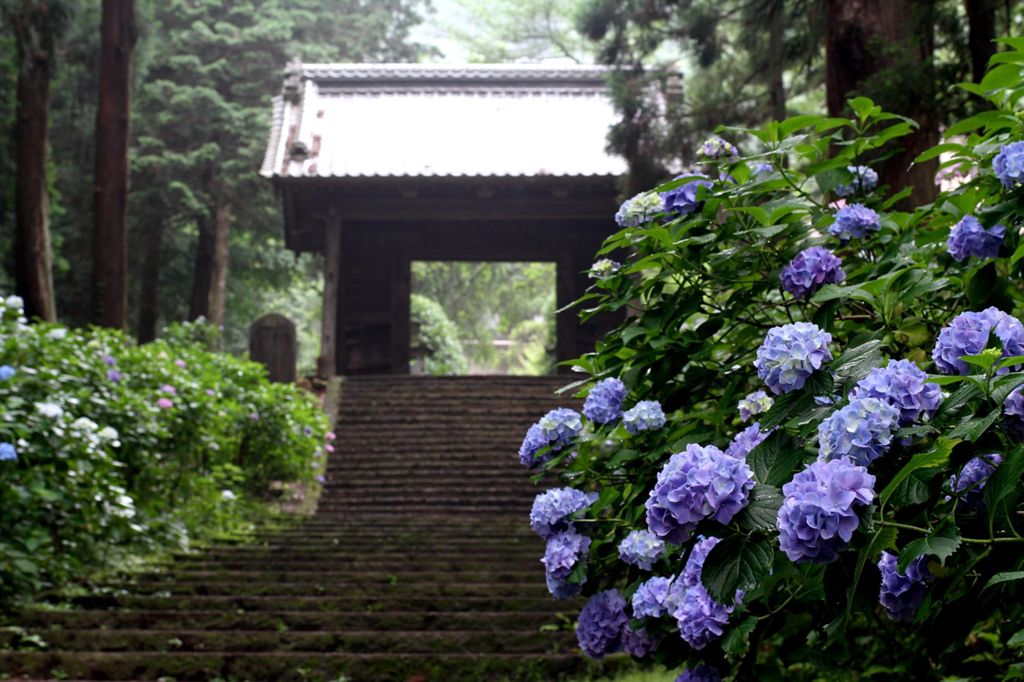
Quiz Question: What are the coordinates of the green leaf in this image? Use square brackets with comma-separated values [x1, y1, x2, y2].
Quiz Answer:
[914, 143, 970, 164]
[1008, 629, 1024, 648]
[983, 444, 1024, 531]
[880, 437, 959, 508]
[746, 431, 804, 487]
[984, 571, 1024, 590]
[979, 63, 1024, 93]
[701, 534, 774, 606]
[848, 96, 878, 122]
[832, 340, 883, 382]
[898, 519, 961, 571]
[946, 409, 999, 442]
[845, 526, 898, 623]
[721, 615, 758, 657]
[735, 484, 784, 532]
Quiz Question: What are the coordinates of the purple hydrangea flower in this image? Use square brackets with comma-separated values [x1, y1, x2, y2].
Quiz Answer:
[615, 192, 664, 228]
[777, 457, 876, 563]
[700, 136, 738, 159]
[0, 443, 16, 462]
[160, 384, 176, 395]
[878, 550, 932, 622]
[676, 665, 722, 682]
[849, 360, 942, 426]
[948, 454, 1002, 509]
[576, 589, 629, 658]
[754, 322, 833, 395]
[994, 141, 1024, 190]
[623, 400, 666, 434]
[661, 174, 712, 216]
[834, 165, 879, 197]
[829, 203, 881, 240]
[646, 444, 754, 543]
[621, 625, 659, 658]
[780, 246, 846, 299]
[618, 530, 665, 570]
[175, 358, 187, 369]
[530, 487, 598, 539]
[543, 529, 591, 599]
[725, 422, 772, 459]
[0, 365, 15, 381]
[738, 390, 773, 422]
[589, 258, 620, 279]
[101, 354, 117, 366]
[631, 576, 674, 618]
[752, 162, 774, 177]
[947, 215, 1005, 262]
[584, 378, 627, 424]
[932, 308, 1024, 375]
[668, 536, 740, 650]
[817, 398, 901, 467]
[519, 408, 583, 467]
[107, 369, 121, 383]
[1004, 386, 1024, 436]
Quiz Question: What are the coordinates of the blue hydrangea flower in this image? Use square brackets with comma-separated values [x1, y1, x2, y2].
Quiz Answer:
[631, 575, 674, 618]
[621, 625, 659, 658]
[834, 165, 879, 197]
[849, 360, 942, 426]
[948, 454, 1002, 510]
[932, 308, 1024, 375]
[817, 397, 901, 467]
[675, 665, 722, 682]
[700, 136, 738, 159]
[0, 365, 15, 381]
[829, 203, 881, 240]
[530, 487, 598, 539]
[584, 378, 627, 424]
[994, 141, 1024, 190]
[947, 215, 1005, 262]
[661, 174, 712, 216]
[101, 354, 117, 366]
[543, 529, 591, 599]
[615, 192, 664, 228]
[519, 408, 583, 467]
[738, 390, 773, 422]
[576, 589, 629, 658]
[1004, 386, 1024, 436]
[777, 457, 876, 563]
[878, 550, 932, 622]
[668, 537, 740, 650]
[623, 400, 666, 434]
[780, 246, 846, 299]
[589, 258, 621, 279]
[752, 162, 773, 177]
[0, 443, 16, 462]
[754, 322, 833, 395]
[618, 529, 665, 570]
[646, 444, 754, 543]
[725, 422, 772, 459]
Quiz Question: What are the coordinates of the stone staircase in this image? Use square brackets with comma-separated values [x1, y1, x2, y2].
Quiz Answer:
[1, 376, 617, 681]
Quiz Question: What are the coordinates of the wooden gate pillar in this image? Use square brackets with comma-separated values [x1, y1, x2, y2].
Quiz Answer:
[318, 212, 341, 376]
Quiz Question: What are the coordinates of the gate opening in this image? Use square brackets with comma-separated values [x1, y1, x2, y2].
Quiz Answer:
[410, 261, 556, 376]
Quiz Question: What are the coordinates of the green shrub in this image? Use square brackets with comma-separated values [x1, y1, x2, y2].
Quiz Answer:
[411, 293, 469, 375]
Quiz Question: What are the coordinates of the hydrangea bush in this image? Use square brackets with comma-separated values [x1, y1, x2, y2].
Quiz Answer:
[0, 306, 328, 603]
[517, 44, 1024, 679]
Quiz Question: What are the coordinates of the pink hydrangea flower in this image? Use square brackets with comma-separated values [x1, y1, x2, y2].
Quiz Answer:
[157, 398, 174, 409]
[160, 385, 176, 395]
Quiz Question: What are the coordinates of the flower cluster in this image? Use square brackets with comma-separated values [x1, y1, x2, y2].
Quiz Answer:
[947, 215, 1005, 262]
[669, 536, 741, 649]
[519, 408, 582, 467]
[849, 360, 942, 425]
[994, 141, 1024, 190]
[878, 551, 933, 622]
[632, 575, 673, 618]
[948, 454, 1002, 509]
[777, 457, 876, 563]
[646, 444, 754, 543]
[530, 487, 597, 539]
[621, 624, 659, 658]
[623, 400, 666, 434]
[754, 322, 833, 394]
[542, 529, 591, 598]
[0, 442, 16, 461]
[661, 174, 712, 216]
[725, 422, 771, 459]
[817, 397, 901, 466]
[700, 136, 738, 159]
[738, 390, 773, 422]
[615, 192, 664, 228]
[834, 165, 879, 197]
[618, 529, 665, 570]
[780, 246, 846, 299]
[829, 203, 881, 240]
[932, 308, 1024, 375]
[576, 589, 630, 658]
[1005, 386, 1024, 435]
[589, 258, 621, 279]
[583, 378, 628, 424]
[675, 666, 722, 682]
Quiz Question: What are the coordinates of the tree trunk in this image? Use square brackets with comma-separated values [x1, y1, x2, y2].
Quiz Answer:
[188, 212, 215, 321]
[767, 0, 787, 122]
[13, 44, 56, 321]
[91, 0, 136, 329]
[964, 0, 997, 84]
[824, 0, 939, 206]
[136, 219, 164, 344]
[207, 197, 232, 329]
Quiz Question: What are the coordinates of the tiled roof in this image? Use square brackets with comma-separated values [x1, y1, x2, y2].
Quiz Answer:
[260, 62, 627, 179]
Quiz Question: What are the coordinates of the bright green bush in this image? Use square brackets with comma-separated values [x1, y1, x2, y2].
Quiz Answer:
[0, 306, 328, 603]
[411, 293, 469, 375]
[523, 40, 1024, 680]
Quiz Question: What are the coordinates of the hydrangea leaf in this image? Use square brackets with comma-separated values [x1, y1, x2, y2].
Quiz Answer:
[845, 525, 898, 624]
[721, 614, 758, 657]
[984, 571, 1024, 590]
[701, 534, 774, 606]
[1008, 629, 1024, 648]
[880, 437, 958, 509]
[945, 409, 999, 442]
[746, 431, 803, 487]
[982, 444, 1024, 532]
[735, 484, 783, 532]
[898, 519, 961, 572]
